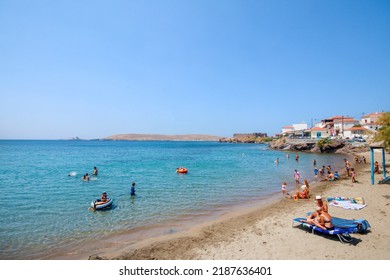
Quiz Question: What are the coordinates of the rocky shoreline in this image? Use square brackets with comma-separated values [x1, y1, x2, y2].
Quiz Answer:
[218, 132, 370, 155]
[268, 138, 369, 154]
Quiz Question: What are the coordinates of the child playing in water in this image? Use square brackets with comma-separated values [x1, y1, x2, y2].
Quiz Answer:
[294, 169, 301, 184]
[282, 182, 287, 194]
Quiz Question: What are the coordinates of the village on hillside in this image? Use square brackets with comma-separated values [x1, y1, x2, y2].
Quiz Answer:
[220, 112, 386, 146]
[280, 112, 384, 140]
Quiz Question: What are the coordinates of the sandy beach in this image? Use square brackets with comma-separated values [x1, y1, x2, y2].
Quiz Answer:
[90, 151, 390, 260]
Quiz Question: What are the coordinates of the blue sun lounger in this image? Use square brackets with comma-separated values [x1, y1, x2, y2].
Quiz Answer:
[292, 217, 370, 244]
[378, 176, 390, 184]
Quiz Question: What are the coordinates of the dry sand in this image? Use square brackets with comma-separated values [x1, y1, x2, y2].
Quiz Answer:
[92, 151, 390, 260]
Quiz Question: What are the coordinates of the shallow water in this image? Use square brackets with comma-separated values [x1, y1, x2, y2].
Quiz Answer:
[0, 140, 348, 259]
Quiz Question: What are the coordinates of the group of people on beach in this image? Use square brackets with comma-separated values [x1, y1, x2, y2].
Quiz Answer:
[282, 155, 360, 197]
[314, 164, 340, 182]
[283, 176, 334, 230]
[281, 153, 365, 230]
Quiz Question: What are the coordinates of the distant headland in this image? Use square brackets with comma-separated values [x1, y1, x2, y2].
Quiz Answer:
[102, 133, 222, 141]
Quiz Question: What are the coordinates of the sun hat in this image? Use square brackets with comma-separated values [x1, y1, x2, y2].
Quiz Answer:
[316, 195, 322, 200]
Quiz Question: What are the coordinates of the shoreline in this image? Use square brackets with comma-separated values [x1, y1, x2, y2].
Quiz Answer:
[85, 151, 390, 260]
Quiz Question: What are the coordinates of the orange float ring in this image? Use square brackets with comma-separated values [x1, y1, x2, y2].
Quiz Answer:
[176, 168, 188, 174]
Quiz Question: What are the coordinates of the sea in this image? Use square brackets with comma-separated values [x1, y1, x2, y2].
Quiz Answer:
[0, 140, 349, 259]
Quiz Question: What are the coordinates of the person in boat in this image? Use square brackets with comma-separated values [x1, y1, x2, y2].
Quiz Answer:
[130, 182, 136, 196]
[95, 192, 109, 206]
[93, 166, 98, 176]
[315, 195, 328, 213]
[302, 207, 333, 231]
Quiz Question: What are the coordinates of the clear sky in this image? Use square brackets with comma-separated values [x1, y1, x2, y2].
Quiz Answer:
[0, 0, 389, 139]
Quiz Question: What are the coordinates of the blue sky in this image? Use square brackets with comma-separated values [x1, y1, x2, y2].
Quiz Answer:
[0, 0, 389, 139]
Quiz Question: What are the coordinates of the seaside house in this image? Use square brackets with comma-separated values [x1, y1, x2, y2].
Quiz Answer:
[282, 126, 294, 134]
[310, 127, 329, 139]
[360, 112, 384, 132]
[281, 123, 308, 138]
[333, 117, 360, 137]
[316, 116, 359, 138]
[343, 126, 368, 139]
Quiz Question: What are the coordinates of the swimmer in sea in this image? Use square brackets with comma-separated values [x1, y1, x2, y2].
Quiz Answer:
[130, 182, 136, 196]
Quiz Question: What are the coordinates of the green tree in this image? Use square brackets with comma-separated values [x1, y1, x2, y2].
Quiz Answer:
[374, 112, 390, 149]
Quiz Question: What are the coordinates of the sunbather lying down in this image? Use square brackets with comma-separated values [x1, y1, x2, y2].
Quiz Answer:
[300, 207, 333, 231]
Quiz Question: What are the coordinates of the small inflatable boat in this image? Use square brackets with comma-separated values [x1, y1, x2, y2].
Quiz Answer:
[176, 167, 188, 174]
[91, 198, 113, 210]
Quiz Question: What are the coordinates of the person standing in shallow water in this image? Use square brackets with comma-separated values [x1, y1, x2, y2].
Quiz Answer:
[294, 169, 301, 184]
[130, 182, 136, 196]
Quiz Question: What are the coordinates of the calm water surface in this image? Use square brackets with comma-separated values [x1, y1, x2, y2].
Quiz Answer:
[0, 140, 348, 259]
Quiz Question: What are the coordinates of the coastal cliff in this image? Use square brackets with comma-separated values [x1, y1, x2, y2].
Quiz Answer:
[268, 138, 369, 154]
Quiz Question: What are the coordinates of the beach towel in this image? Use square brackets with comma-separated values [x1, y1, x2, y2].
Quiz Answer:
[327, 197, 367, 210]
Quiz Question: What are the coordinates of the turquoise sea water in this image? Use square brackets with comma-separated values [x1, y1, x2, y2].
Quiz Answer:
[0, 140, 348, 259]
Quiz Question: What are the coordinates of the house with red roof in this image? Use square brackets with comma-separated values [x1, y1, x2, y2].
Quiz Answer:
[315, 116, 359, 138]
[360, 112, 384, 132]
[310, 127, 329, 139]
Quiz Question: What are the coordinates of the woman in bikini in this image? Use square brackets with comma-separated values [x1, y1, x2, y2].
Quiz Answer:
[302, 207, 333, 230]
[315, 195, 328, 213]
[294, 185, 309, 199]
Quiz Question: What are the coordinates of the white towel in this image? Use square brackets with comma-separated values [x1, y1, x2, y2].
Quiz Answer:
[329, 200, 367, 210]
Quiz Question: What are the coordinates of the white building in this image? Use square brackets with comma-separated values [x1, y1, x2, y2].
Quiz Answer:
[310, 127, 329, 139]
[360, 112, 384, 132]
[281, 123, 307, 134]
[333, 117, 360, 136]
[343, 127, 367, 139]
[292, 122, 308, 131]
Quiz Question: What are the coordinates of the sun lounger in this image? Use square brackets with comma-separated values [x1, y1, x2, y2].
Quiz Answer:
[332, 217, 370, 233]
[292, 217, 370, 244]
[378, 177, 390, 184]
